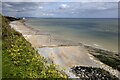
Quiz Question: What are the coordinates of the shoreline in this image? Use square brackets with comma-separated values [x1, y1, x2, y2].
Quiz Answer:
[24, 20, 118, 54]
[25, 19, 118, 54]
[10, 20, 120, 78]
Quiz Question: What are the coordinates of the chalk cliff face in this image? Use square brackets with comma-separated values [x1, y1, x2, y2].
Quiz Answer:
[10, 21, 120, 79]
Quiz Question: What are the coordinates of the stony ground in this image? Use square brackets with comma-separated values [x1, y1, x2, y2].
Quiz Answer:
[71, 66, 119, 79]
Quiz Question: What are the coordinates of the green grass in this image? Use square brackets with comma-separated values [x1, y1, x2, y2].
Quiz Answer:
[2, 15, 68, 79]
[0, 14, 2, 80]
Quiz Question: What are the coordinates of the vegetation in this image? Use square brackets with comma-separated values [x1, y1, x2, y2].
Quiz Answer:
[86, 46, 120, 71]
[2, 15, 68, 79]
[93, 54, 120, 71]
[0, 14, 2, 79]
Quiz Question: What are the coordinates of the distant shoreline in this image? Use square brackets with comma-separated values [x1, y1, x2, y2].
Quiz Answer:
[16, 17, 119, 19]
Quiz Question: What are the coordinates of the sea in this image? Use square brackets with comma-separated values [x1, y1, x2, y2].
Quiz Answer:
[25, 18, 118, 52]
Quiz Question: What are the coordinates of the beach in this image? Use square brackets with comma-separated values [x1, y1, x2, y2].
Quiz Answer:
[26, 18, 118, 52]
[9, 20, 120, 78]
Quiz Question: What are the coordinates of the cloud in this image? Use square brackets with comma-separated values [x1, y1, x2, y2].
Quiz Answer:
[38, 6, 43, 9]
[2, 2, 42, 12]
[2, 0, 119, 2]
[59, 4, 69, 9]
[4, 3, 13, 7]
[2, 2, 118, 18]
[42, 13, 54, 16]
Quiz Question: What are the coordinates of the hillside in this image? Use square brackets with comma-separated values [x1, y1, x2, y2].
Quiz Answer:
[2, 15, 67, 79]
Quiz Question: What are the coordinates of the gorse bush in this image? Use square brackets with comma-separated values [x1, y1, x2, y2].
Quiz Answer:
[2, 15, 68, 79]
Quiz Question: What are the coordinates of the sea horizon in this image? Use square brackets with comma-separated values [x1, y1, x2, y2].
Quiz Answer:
[16, 16, 119, 19]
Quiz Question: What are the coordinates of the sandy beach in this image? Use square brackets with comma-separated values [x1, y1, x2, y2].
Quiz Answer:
[10, 20, 120, 78]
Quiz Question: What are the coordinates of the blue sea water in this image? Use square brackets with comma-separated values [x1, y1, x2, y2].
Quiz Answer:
[26, 18, 118, 52]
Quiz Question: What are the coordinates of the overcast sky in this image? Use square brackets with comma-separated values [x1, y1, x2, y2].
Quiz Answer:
[2, 0, 119, 2]
[2, 1, 119, 18]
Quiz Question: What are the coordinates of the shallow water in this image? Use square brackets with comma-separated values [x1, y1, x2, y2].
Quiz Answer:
[26, 18, 118, 52]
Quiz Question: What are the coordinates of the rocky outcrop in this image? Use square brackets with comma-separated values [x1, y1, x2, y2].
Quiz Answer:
[71, 66, 119, 79]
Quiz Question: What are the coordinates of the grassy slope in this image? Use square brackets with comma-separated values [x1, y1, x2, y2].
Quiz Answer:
[2, 15, 67, 79]
[0, 14, 2, 80]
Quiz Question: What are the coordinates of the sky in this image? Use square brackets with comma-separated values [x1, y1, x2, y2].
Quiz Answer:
[2, 0, 119, 2]
[2, 0, 119, 18]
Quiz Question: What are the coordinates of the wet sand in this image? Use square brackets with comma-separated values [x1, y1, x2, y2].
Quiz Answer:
[10, 21, 120, 78]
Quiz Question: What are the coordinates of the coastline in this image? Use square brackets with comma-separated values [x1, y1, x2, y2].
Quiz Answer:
[25, 18, 118, 52]
[22, 20, 119, 53]
[10, 20, 120, 78]
[24, 19, 119, 55]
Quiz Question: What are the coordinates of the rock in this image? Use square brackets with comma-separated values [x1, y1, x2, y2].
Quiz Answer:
[71, 66, 119, 79]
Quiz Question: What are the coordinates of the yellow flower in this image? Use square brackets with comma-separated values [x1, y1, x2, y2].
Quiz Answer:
[48, 70, 50, 73]
[26, 59, 30, 62]
[32, 58, 35, 61]
[17, 53, 20, 55]
[13, 61, 17, 64]
[35, 55, 38, 58]
[17, 49, 20, 51]
[17, 61, 20, 63]
[11, 53, 14, 55]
